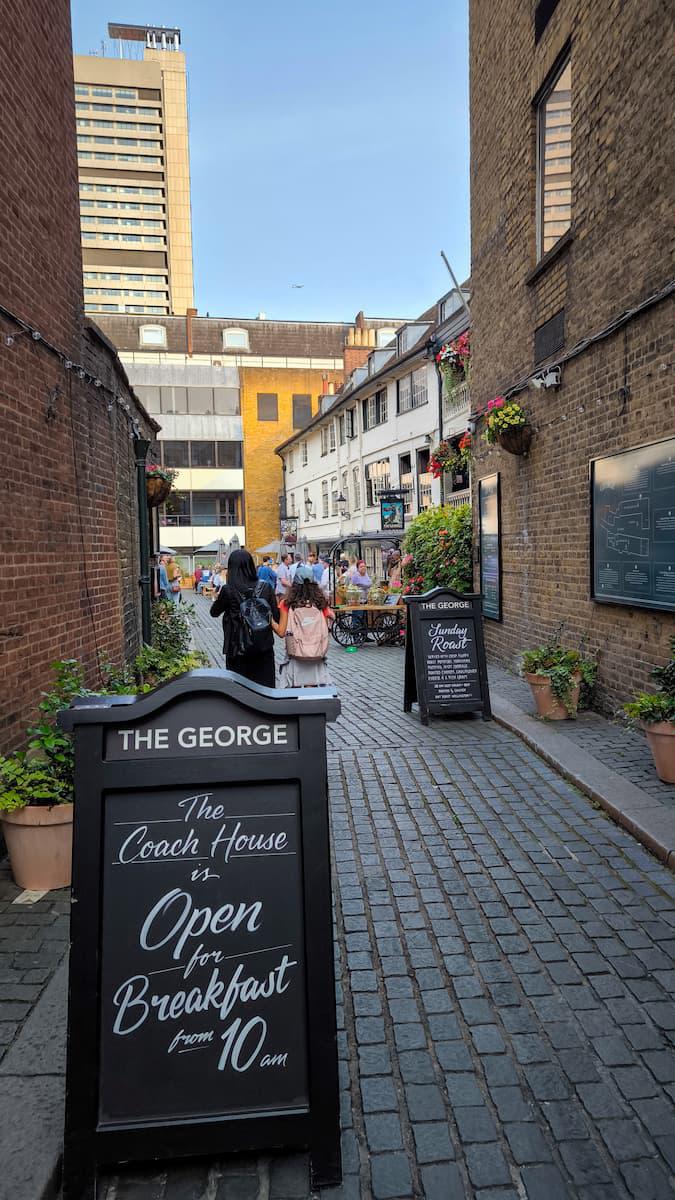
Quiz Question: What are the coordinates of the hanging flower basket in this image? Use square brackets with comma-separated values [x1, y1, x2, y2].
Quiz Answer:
[497, 424, 533, 456]
[145, 465, 177, 508]
[483, 397, 533, 456]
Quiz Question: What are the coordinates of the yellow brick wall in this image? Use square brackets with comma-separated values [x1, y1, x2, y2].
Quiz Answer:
[240, 367, 342, 554]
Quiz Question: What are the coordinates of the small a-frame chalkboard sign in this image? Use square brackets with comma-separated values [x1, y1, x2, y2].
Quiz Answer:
[59, 670, 342, 1198]
[404, 587, 491, 724]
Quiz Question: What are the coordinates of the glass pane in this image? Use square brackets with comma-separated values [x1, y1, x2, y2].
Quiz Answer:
[540, 61, 572, 254]
[187, 388, 213, 415]
[191, 493, 218, 524]
[218, 493, 240, 522]
[160, 387, 187, 414]
[217, 442, 242, 468]
[292, 394, 312, 429]
[190, 441, 216, 468]
[213, 387, 240, 415]
[134, 385, 161, 413]
[162, 441, 189, 468]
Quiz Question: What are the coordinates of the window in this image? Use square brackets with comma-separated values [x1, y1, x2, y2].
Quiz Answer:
[320, 426, 328, 456]
[288, 449, 295, 474]
[190, 491, 241, 526]
[214, 387, 240, 415]
[190, 441, 217, 468]
[160, 387, 187, 414]
[365, 460, 390, 507]
[161, 441, 189, 468]
[301, 441, 308, 466]
[346, 408, 357, 439]
[257, 393, 278, 421]
[304, 487, 311, 512]
[338, 414, 346, 445]
[331, 476, 338, 517]
[132, 385, 160, 413]
[352, 467, 361, 510]
[321, 480, 329, 519]
[292, 394, 312, 429]
[223, 327, 250, 351]
[139, 324, 166, 347]
[341, 470, 349, 511]
[412, 366, 428, 409]
[399, 453, 414, 514]
[217, 441, 242, 469]
[163, 491, 190, 526]
[328, 421, 336, 452]
[537, 57, 572, 257]
[417, 448, 433, 511]
[362, 389, 387, 431]
[187, 387, 213, 415]
[376, 327, 396, 348]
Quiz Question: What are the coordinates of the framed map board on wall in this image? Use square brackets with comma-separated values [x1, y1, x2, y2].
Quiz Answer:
[591, 437, 675, 613]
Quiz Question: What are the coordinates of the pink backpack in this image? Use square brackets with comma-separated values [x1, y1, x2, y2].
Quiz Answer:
[286, 604, 329, 660]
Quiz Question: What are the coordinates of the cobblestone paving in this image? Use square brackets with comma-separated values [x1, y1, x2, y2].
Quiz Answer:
[0, 858, 69, 1063]
[488, 662, 674, 809]
[98, 597, 675, 1198]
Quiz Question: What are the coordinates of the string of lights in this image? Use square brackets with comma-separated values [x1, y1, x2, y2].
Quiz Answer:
[0, 299, 145, 441]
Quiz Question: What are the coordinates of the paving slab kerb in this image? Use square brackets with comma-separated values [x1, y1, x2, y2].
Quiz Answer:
[3, 596, 674, 1200]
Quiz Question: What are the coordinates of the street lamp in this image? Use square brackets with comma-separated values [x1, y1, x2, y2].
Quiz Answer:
[337, 493, 350, 519]
[304, 498, 315, 520]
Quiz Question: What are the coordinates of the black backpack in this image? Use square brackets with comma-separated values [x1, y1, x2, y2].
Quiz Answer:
[236, 582, 272, 654]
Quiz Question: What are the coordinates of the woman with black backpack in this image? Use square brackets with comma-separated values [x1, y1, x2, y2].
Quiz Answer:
[210, 549, 279, 688]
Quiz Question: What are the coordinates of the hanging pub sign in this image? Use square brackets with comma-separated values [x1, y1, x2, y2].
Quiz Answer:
[404, 587, 491, 724]
[280, 517, 299, 547]
[59, 671, 342, 1199]
[380, 491, 406, 531]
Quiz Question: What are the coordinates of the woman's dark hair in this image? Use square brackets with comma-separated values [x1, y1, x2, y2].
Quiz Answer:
[286, 578, 326, 610]
[227, 549, 258, 595]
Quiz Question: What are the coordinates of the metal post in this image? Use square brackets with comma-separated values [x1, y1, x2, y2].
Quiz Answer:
[133, 438, 152, 644]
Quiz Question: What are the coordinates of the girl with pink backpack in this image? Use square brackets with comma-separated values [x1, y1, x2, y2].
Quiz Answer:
[272, 565, 334, 688]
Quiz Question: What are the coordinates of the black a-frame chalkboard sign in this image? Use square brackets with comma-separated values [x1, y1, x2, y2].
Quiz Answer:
[59, 670, 342, 1198]
[404, 587, 491, 724]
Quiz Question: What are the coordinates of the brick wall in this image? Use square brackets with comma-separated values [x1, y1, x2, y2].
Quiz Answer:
[0, 0, 158, 750]
[240, 367, 343, 554]
[469, 0, 675, 711]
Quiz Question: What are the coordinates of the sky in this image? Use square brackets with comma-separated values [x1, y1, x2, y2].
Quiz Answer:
[70, 0, 470, 323]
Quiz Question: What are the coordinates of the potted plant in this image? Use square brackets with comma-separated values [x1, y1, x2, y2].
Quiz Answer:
[483, 396, 532, 456]
[521, 637, 597, 720]
[0, 660, 84, 890]
[624, 639, 675, 782]
[436, 331, 470, 388]
[146, 463, 177, 508]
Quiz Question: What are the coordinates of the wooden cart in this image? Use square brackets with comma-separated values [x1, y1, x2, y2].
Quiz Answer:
[330, 603, 405, 648]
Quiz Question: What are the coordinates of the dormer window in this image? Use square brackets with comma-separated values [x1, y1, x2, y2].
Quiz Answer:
[376, 327, 396, 348]
[139, 324, 166, 347]
[222, 327, 250, 351]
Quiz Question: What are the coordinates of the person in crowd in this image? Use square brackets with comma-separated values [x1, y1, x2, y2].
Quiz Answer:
[158, 552, 171, 600]
[193, 565, 203, 593]
[196, 566, 212, 595]
[289, 553, 304, 581]
[319, 554, 331, 599]
[212, 562, 224, 593]
[276, 552, 293, 599]
[257, 556, 277, 588]
[168, 557, 183, 604]
[272, 565, 333, 688]
[210, 549, 279, 688]
[387, 551, 402, 587]
[307, 551, 323, 583]
[350, 559, 372, 601]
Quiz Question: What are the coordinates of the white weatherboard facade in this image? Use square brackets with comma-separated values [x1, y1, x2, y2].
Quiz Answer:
[278, 294, 471, 574]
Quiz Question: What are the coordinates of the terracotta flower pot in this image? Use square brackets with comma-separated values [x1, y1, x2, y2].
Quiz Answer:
[497, 424, 532, 456]
[524, 671, 581, 720]
[644, 722, 675, 783]
[146, 476, 172, 508]
[1, 803, 73, 890]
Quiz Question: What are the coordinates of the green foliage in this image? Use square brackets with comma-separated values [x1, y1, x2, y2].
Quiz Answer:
[521, 632, 598, 715]
[401, 504, 473, 595]
[151, 599, 193, 657]
[0, 659, 86, 812]
[102, 645, 209, 695]
[624, 637, 675, 725]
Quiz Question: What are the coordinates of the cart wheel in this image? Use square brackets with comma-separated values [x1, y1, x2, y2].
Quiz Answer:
[331, 613, 366, 646]
[372, 612, 400, 646]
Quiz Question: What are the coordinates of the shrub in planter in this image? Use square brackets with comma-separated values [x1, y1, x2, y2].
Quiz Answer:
[521, 639, 597, 720]
[402, 503, 472, 596]
[0, 660, 84, 890]
[624, 638, 675, 782]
